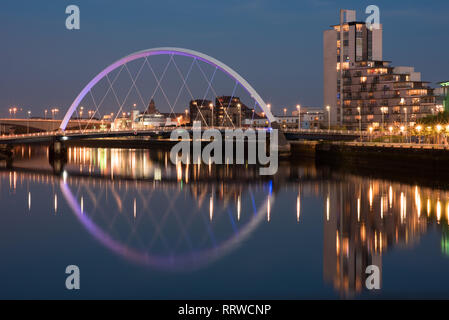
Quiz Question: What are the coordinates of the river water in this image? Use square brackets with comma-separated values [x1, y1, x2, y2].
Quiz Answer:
[1, 145, 449, 299]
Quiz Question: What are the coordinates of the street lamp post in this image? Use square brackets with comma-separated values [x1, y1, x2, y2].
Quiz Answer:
[237, 103, 241, 127]
[416, 125, 422, 144]
[27, 110, 31, 134]
[357, 106, 361, 140]
[403, 107, 408, 143]
[51, 108, 59, 120]
[209, 103, 214, 128]
[296, 104, 301, 130]
[381, 107, 387, 133]
[326, 105, 330, 133]
[9, 107, 17, 119]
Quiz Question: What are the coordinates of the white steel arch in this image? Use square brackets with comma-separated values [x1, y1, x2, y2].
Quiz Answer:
[60, 47, 275, 130]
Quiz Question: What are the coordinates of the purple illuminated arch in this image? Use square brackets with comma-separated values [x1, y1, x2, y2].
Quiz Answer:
[60, 47, 275, 130]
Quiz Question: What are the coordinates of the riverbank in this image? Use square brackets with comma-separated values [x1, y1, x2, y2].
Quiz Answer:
[291, 141, 449, 187]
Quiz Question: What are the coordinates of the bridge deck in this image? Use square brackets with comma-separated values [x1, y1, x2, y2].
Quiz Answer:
[0, 127, 364, 144]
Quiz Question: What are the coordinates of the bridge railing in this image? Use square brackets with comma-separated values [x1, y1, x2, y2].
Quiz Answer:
[1, 126, 369, 141]
[282, 128, 368, 136]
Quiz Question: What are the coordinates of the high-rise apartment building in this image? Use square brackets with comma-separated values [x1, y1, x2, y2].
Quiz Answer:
[342, 61, 436, 130]
[324, 10, 383, 126]
[324, 9, 437, 129]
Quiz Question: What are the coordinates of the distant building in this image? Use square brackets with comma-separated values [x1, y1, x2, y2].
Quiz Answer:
[292, 107, 325, 129]
[341, 61, 436, 130]
[435, 81, 449, 112]
[145, 99, 158, 114]
[248, 107, 325, 129]
[215, 96, 254, 127]
[189, 96, 258, 127]
[189, 99, 214, 126]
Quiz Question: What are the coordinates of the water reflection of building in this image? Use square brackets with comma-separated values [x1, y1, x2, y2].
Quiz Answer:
[323, 175, 449, 297]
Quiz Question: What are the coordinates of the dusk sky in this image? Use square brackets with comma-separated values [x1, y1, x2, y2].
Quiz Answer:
[1, 0, 448, 117]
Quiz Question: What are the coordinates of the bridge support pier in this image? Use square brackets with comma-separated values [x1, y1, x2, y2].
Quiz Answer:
[49, 141, 67, 159]
[271, 122, 291, 157]
[0, 144, 13, 167]
[49, 141, 67, 175]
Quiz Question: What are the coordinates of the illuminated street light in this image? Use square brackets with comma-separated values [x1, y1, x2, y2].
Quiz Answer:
[9, 107, 18, 119]
[416, 125, 422, 144]
[326, 105, 330, 132]
[357, 106, 362, 139]
[27, 111, 31, 134]
[237, 103, 241, 127]
[296, 104, 301, 130]
[209, 103, 214, 127]
[51, 108, 59, 119]
[380, 107, 388, 131]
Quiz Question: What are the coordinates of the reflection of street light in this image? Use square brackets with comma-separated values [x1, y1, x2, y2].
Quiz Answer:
[326, 105, 330, 132]
[296, 105, 301, 130]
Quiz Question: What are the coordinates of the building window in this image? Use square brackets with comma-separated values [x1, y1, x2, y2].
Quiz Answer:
[408, 89, 428, 96]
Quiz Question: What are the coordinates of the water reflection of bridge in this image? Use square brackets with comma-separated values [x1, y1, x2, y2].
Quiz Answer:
[2, 146, 449, 296]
